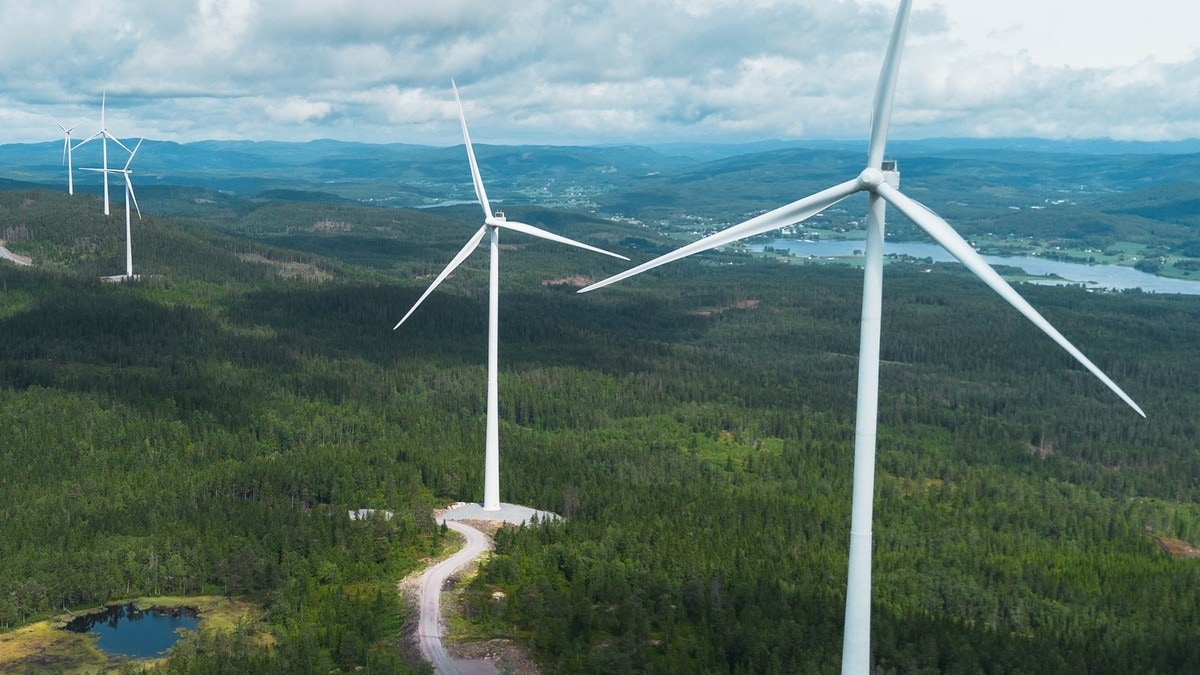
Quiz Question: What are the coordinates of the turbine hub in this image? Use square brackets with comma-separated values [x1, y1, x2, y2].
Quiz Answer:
[858, 168, 885, 190]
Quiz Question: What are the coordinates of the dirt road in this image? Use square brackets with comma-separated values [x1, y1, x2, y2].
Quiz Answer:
[417, 520, 498, 675]
[0, 243, 32, 266]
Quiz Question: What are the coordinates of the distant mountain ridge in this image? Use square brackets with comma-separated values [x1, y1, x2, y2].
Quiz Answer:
[2, 137, 1197, 252]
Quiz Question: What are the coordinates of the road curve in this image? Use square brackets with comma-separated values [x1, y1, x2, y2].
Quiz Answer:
[417, 519, 495, 675]
[0, 244, 32, 266]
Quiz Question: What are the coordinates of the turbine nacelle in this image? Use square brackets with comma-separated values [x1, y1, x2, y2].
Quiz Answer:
[82, 136, 142, 280]
[56, 122, 78, 160]
[57, 121, 83, 194]
[394, 82, 628, 512]
[577, 2, 1142, 673]
[72, 92, 134, 215]
[857, 168, 885, 190]
[859, 164, 901, 192]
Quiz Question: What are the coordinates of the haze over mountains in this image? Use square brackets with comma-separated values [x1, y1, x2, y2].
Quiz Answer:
[5, 136, 1198, 261]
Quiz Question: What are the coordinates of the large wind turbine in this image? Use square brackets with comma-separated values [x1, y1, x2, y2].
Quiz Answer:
[580, 1, 1144, 672]
[74, 92, 131, 216]
[81, 139, 143, 279]
[395, 82, 628, 512]
[56, 122, 79, 195]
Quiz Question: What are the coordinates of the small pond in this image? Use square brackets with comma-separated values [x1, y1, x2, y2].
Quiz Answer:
[64, 603, 199, 658]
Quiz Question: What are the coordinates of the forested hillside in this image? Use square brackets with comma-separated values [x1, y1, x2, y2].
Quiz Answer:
[0, 186, 1198, 672]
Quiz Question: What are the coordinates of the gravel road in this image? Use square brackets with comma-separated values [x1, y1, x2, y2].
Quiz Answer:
[417, 520, 498, 675]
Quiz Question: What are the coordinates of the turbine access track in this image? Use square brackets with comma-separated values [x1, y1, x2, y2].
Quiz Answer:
[416, 503, 559, 675]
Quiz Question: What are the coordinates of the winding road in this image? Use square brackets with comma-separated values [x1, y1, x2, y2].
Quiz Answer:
[417, 520, 498, 675]
[0, 243, 32, 266]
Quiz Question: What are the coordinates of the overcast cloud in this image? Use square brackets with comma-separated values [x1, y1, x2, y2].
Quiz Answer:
[2, 0, 1198, 145]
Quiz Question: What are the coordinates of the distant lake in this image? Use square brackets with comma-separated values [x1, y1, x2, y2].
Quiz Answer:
[64, 604, 198, 658]
[415, 199, 504, 209]
[755, 239, 1200, 296]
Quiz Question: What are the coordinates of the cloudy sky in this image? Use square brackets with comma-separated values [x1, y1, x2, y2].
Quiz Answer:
[2, 0, 1198, 146]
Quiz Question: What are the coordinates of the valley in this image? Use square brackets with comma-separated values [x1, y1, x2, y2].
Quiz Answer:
[0, 138, 1197, 672]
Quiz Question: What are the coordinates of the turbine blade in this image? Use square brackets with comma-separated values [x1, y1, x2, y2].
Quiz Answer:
[452, 80, 493, 221]
[867, 0, 912, 169]
[393, 225, 488, 329]
[496, 219, 629, 260]
[57, 120, 77, 166]
[125, 138, 143, 170]
[875, 182, 1144, 417]
[108, 134, 132, 155]
[76, 132, 102, 147]
[78, 167, 107, 173]
[125, 174, 141, 219]
[580, 177, 863, 293]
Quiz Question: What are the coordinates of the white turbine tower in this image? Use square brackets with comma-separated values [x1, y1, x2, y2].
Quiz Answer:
[56, 122, 79, 195]
[74, 92, 131, 216]
[580, 1, 1144, 672]
[395, 82, 629, 512]
[81, 139, 143, 280]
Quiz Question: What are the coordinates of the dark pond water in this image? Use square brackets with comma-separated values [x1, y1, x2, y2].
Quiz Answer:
[63, 604, 199, 658]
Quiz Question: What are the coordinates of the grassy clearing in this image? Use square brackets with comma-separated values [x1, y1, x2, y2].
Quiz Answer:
[690, 431, 784, 470]
[0, 620, 107, 674]
[137, 595, 268, 643]
[444, 559, 496, 642]
[1152, 535, 1200, 559]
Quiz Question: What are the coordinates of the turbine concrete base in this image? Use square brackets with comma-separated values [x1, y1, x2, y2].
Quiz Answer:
[437, 502, 560, 526]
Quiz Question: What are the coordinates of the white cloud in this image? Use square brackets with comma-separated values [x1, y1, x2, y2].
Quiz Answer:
[0, 1, 1197, 144]
[929, 0, 1200, 68]
[265, 97, 332, 125]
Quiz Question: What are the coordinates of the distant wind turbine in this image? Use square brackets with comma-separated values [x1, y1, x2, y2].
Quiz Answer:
[55, 122, 79, 195]
[395, 81, 629, 512]
[73, 92, 132, 216]
[81, 138, 143, 280]
[580, 1, 1144, 672]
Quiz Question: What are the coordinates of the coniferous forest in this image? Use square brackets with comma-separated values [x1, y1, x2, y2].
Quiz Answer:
[0, 185, 1199, 673]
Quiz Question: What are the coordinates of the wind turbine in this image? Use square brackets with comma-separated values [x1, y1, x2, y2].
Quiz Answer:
[81, 139, 142, 279]
[74, 92, 132, 216]
[579, 1, 1144, 672]
[394, 82, 628, 512]
[56, 122, 79, 195]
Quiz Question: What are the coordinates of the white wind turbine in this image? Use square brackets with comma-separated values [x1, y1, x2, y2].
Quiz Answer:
[81, 139, 143, 280]
[55, 122, 80, 195]
[580, 1, 1144, 672]
[395, 82, 629, 512]
[74, 92, 132, 216]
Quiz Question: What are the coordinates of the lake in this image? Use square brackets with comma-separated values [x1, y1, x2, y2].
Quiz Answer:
[63, 603, 199, 658]
[755, 239, 1200, 296]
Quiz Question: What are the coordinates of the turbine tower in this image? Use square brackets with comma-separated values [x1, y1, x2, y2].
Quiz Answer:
[74, 92, 131, 216]
[395, 81, 628, 512]
[56, 122, 79, 195]
[81, 139, 143, 279]
[580, 1, 1144, 672]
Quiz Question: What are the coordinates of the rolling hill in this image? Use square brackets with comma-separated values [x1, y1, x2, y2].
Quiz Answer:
[0, 173, 1197, 672]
